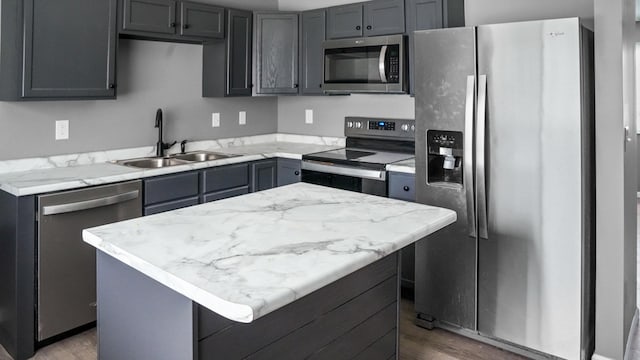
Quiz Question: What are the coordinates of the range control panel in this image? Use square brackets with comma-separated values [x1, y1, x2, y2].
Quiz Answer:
[344, 117, 415, 140]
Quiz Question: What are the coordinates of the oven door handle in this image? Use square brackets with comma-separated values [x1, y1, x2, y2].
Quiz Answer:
[302, 161, 387, 181]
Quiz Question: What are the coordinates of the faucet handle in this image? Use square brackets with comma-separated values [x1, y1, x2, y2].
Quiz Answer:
[163, 141, 177, 152]
[180, 140, 188, 154]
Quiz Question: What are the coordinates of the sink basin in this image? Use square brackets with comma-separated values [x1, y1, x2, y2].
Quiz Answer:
[116, 157, 191, 169]
[170, 151, 239, 162]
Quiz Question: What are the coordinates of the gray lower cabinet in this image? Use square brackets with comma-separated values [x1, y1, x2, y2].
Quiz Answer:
[277, 159, 302, 186]
[200, 163, 250, 202]
[388, 171, 416, 296]
[0, 0, 117, 100]
[299, 10, 326, 95]
[406, 0, 464, 95]
[252, 160, 278, 192]
[326, 4, 363, 39]
[143, 171, 200, 215]
[255, 12, 299, 94]
[120, 0, 225, 42]
[180, 1, 224, 39]
[363, 0, 405, 37]
[203, 9, 252, 97]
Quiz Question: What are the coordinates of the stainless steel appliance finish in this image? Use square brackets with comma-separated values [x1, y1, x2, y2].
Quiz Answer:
[37, 180, 142, 341]
[322, 35, 406, 94]
[414, 18, 594, 360]
[301, 117, 415, 196]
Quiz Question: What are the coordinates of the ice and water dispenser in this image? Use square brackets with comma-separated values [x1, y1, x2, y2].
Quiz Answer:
[427, 130, 464, 187]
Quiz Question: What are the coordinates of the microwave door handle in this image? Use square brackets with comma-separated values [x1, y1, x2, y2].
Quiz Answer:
[378, 45, 388, 83]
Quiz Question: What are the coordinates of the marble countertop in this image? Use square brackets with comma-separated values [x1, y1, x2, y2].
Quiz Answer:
[386, 158, 416, 174]
[83, 183, 456, 323]
[0, 134, 344, 196]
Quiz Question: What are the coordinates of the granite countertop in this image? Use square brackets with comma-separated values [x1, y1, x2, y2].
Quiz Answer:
[0, 134, 344, 196]
[83, 183, 456, 323]
[386, 158, 416, 174]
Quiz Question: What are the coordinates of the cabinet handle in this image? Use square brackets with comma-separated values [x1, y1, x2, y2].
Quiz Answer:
[319, 84, 322, 88]
[403, 186, 410, 192]
[108, 83, 116, 89]
[170, 22, 176, 28]
[183, 24, 190, 29]
[367, 25, 372, 30]
[294, 84, 299, 88]
[294, 171, 300, 176]
[356, 25, 361, 30]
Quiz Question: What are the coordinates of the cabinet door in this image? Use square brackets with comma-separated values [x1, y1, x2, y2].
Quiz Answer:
[227, 9, 253, 96]
[255, 13, 299, 94]
[364, 0, 405, 36]
[202, 187, 249, 203]
[252, 160, 277, 192]
[388, 172, 416, 294]
[22, 0, 117, 99]
[180, 1, 224, 39]
[201, 163, 250, 194]
[277, 159, 301, 186]
[122, 0, 177, 35]
[144, 197, 199, 216]
[300, 10, 326, 95]
[326, 4, 363, 39]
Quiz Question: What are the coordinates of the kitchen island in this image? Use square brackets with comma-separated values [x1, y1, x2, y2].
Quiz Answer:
[83, 183, 456, 360]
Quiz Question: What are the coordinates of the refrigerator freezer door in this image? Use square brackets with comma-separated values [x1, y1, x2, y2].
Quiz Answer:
[476, 18, 584, 359]
[414, 27, 477, 330]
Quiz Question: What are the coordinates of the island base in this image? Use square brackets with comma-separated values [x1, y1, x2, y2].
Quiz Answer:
[96, 251, 400, 360]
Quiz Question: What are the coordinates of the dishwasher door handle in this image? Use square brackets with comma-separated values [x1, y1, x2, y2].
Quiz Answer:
[41, 190, 140, 216]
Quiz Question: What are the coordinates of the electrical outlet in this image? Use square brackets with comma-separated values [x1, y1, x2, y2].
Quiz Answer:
[212, 113, 220, 127]
[239, 111, 246, 125]
[55, 120, 69, 140]
[305, 109, 314, 124]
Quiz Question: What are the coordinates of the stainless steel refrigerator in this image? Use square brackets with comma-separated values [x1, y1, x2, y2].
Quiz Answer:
[413, 18, 595, 360]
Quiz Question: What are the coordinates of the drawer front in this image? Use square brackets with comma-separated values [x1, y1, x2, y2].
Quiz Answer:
[144, 196, 199, 215]
[144, 172, 199, 205]
[388, 172, 415, 202]
[201, 163, 250, 194]
[201, 186, 249, 203]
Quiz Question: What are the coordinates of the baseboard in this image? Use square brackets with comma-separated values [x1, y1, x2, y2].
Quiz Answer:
[623, 308, 640, 360]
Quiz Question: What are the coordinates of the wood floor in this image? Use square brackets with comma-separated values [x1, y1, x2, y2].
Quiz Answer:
[0, 299, 525, 360]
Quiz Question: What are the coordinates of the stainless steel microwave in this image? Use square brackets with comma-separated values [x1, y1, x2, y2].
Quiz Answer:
[322, 34, 406, 94]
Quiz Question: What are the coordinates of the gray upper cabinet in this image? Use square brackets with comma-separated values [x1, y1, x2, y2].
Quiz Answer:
[120, 0, 225, 42]
[0, 0, 118, 100]
[122, 0, 177, 35]
[405, 0, 442, 31]
[180, 2, 224, 39]
[299, 10, 326, 95]
[255, 12, 299, 95]
[327, 0, 404, 40]
[363, 0, 405, 36]
[203, 9, 252, 97]
[326, 4, 363, 39]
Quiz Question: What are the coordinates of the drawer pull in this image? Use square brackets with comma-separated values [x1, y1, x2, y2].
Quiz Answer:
[403, 186, 410, 192]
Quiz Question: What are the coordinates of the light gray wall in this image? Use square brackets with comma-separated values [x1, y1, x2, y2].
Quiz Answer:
[592, 0, 638, 358]
[276, 0, 416, 137]
[464, 0, 594, 27]
[0, 0, 278, 161]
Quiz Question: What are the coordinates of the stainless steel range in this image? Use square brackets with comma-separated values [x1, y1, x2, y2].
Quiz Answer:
[302, 117, 415, 196]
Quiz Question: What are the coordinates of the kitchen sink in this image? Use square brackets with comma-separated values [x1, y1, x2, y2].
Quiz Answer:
[116, 157, 191, 169]
[169, 151, 240, 162]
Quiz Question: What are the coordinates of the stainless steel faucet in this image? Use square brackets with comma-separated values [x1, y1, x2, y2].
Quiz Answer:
[155, 108, 176, 157]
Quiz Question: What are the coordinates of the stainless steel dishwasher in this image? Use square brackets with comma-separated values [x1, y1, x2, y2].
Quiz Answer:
[36, 180, 142, 341]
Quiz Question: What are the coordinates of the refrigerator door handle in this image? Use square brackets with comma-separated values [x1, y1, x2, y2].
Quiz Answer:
[476, 74, 489, 240]
[464, 75, 476, 237]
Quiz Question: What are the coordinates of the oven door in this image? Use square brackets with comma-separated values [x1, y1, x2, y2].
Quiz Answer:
[301, 161, 387, 197]
[322, 34, 405, 94]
